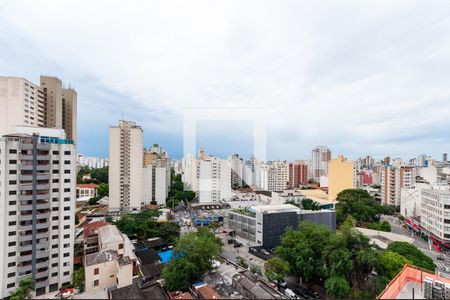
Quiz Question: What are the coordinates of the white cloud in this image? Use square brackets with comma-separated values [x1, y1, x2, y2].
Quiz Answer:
[1, 0, 450, 160]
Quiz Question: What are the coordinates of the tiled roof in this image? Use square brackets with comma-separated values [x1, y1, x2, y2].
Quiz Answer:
[83, 221, 110, 238]
[197, 285, 220, 299]
[77, 183, 98, 189]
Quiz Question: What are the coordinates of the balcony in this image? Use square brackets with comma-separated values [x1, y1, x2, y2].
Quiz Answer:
[19, 154, 33, 161]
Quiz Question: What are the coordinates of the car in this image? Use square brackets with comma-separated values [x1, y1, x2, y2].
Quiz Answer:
[285, 288, 300, 299]
[261, 249, 270, 255]
[278, 281, 287, 288]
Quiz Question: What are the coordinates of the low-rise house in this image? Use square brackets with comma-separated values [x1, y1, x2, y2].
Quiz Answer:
[83, 221, 110, 255]
[232, 271, 282, 299]
[84, 224, 137, 292]
[76, 183, 98, 202]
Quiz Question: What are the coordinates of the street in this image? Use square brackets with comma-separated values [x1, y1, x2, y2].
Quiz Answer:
[382, 215, 448, 270]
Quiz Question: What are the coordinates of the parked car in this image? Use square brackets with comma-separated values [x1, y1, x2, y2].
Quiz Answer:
[261, 249, 270, 255]
[285, 288, 300, 299]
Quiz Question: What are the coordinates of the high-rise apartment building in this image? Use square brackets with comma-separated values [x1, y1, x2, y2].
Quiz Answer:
[0, 128, 76, 297]
[229, 154, 243, 188]
[109, 120, 143, 211]
[0, 76, 77, 142]
[421, 187, 450, 250]
[311, 146, 331, 182]
[142, 145, 171, 206]
[196, 155, 231, 203]
[267, 161, 288, 192]
[328, 155, 358, 200]
[381, 165, 416, 206]
[288, 161, 308, 188]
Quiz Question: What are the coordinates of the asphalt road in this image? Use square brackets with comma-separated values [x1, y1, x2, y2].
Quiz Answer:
[381, 215, 447, 269]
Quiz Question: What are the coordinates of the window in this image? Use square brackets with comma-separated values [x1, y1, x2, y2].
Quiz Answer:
[52, 244, 58, 249]
[53, 170, 59, 174]
[64, 243, 70, 248]
[9, 211, 16, 216]
[52, 253, 58, 258]
[52, 197, 58, 202]
[9, 190, 17, 195]
[94, 268, 99, 275]
[63, 271, 69, 276]
[52, 151, 59, 155]
[64, 170, 70, 174]
[52, 263, 58, 267]
[64, 234, 69, 238]
[64, 179, 70, 183]
[64, 197, 70, 202]
[8, 262, 15, 267]
[52, 225, 59, 230]
[119, 243, 124, 250]
[53, 160, 59, 164]
[9, 149, 17, 154]
[64, 207, 70, 211]
[7, 283, 15, 289]
[63, 253, 69, 257]
[7, 272, 15, 278]
[52, 235, 58, 239]
[8, 241, 16, 246]
[9, 180, 17, 185]
[64, 225, 70, 229]
[64, 151, 71, 155]
[8, 232, 16, 236]
[64, 216, 70, 220]
[52, 188, 59, 192]
[64, 160, 70, 165]
[9, 170, 17, 175]
[9, 160, 17, 164]
[52, 179, 59, 183]
[64, 188, 70, 192]
[52, 216, 59, 221]
[8, 252, 15, 257]
[52, 207, 59, 211]
[51, 272, 58, 277]
[94, 280, 99, 287]
[8, 221, 16, 226]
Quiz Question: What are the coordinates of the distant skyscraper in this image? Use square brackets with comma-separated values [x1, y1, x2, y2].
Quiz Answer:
[109, 120, 143, 211]
[443, 153, 448, 162]
[267, 161, 289, 191]
[311, 146, 331, 182]
[229, 154, 243, 188]
[0, 76, 77, 142]
[197, 154, 231, 203]
[288, 161, 308, 188]
[381, 165, 416, 206]
[142, 145, 171, 206]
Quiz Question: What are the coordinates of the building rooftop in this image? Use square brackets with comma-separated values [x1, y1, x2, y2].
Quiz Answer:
[83, 221, 110, 238]
[77, 183, 98, 189]
[251, 204, 301, 214]
[98, 224, 124, 244]
[377, 264, 450, 299]
[85, 250, 118, 267]
[197, 285, 221, 299]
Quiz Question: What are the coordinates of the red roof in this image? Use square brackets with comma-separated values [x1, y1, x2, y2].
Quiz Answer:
[197, 285, 220, 299]
[77, 183, 98, 189]
[172, 292, 194, 299]
[83, 221, 110, 238]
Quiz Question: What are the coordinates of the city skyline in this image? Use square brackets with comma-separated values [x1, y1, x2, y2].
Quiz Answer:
[2, 1, 450, 160]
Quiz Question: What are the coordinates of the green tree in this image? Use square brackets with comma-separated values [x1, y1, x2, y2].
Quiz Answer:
[90, 167, 108, 183]
[72, 267, 85, 290]
[264, 257, 289, 283]
[114, 210, 161, 240]
[162, 228, 222, 291]
[325, 276, 351, 299]
[236, 256, 248, 269]
[208, 221, 220, 234]
[250, 264, 263, 276]
[301, 198, 321, 211]
[379, 251, 411, 278]
[166, 199, 180, 210]
[387, 242, 435, 271]
[336, 189, 384, 225]
[88, 197, 100, 205]
[97, 183, 109, 198]
[159, 222, 180, 243]
[10, 277, 33, 300]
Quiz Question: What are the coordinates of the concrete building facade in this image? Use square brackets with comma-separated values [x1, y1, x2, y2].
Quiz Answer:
[0, 129, 76, 297]
[109, 120, 144, 212]
[327, 155, 357, 200]
[381, 165, 416, 206]
[311, 146, 331, 182]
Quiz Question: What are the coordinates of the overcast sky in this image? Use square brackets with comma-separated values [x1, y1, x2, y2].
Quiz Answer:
[1, 0, 450, 161]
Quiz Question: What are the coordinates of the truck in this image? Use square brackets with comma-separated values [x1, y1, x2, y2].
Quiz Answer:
[285, 288, 300, 299]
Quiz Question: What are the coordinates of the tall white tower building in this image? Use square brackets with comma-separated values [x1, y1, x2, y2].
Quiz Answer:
[0, 128, 76, 297]
[196, 155, 231, 203]
[109, 120, 143, 212]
